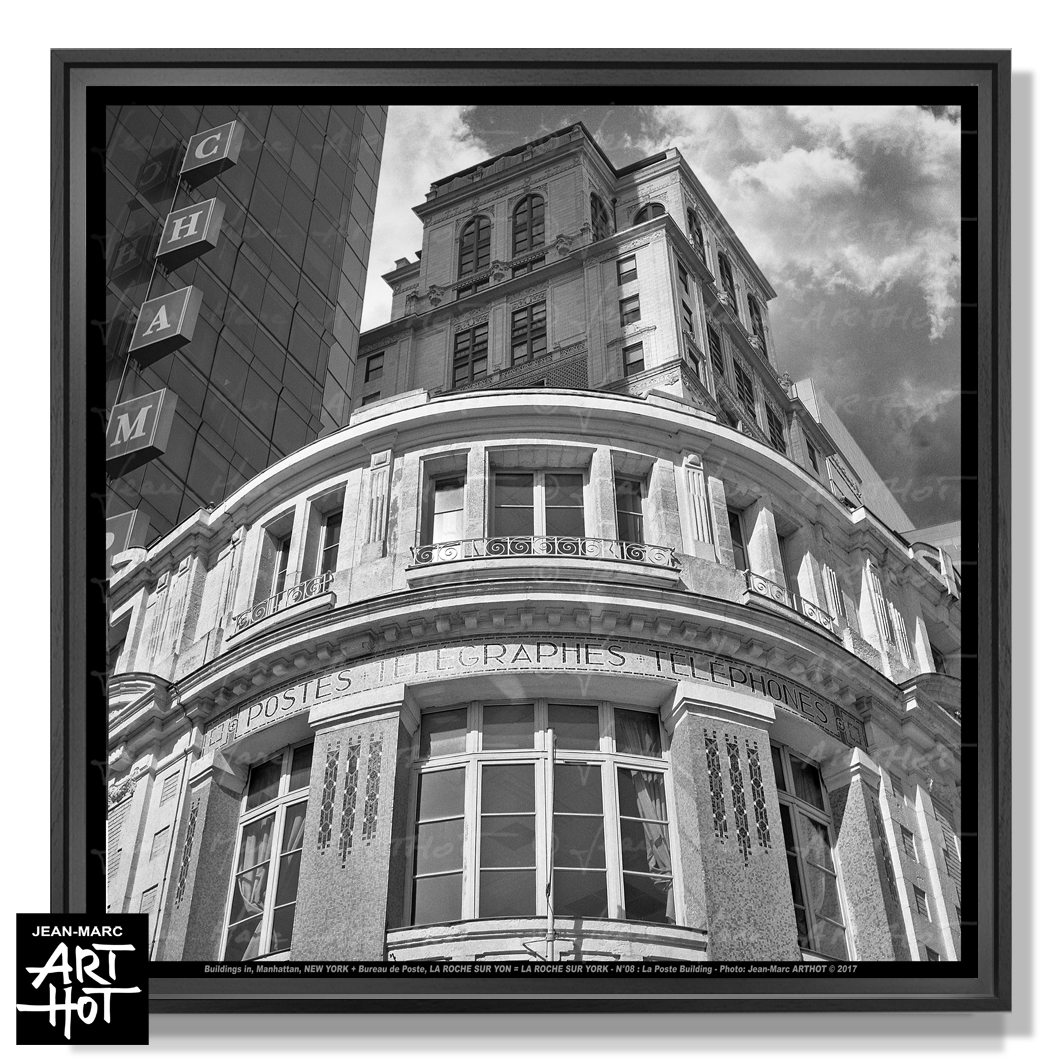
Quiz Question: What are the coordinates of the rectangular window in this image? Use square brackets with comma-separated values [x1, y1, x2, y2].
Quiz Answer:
[510, 253, 545, 279]
[511, 301, 547, 365]
[490, 470, 586, 540]
[806, 440, 820, 473]
[728, 508, 748, 571]
[901, 826, 918, 862]
[677, 261, 690, 296]
[914, 885, 930, 919]
[622, 342, 644, 377]
[681, 301, 694, 335]
[362, 393, 380, 406]
[224, 744, 313, 961]
[318, 511, 342, 574]
[889, 771, 906, 800]
[707, 324, 725, 378]
[427, 476, 465, 544]
[733, 359, 756, 414]
[160, 772, 179, 805]
[619, 295, 641, 327]
[410, 701, 672, 926]
[140, 886, 158, 915]
[364, 351, 384, 383]
[272, 534, 292, 596]
[773, 745, 849, 959]
[617, 255, 637, 285]
[926, 946, 940, 961]
[614, 477, 644, 544]
[766, 406, 787, 453]
[452, 322, 489, 388]
[150, 827, 169, 862]
[108, 849, 121, 882]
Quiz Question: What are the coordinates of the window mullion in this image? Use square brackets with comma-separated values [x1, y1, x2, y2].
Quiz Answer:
[534, 472, 545, 536]
[602, 758, 623, 919]
[464, 755, 479, 921]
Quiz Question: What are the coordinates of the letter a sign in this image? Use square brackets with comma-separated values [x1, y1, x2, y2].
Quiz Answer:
[106, 389, 178, 477]
[156, 198, 225, 269]
[128, 286, 203, 364]
[180, 121, 243, 187]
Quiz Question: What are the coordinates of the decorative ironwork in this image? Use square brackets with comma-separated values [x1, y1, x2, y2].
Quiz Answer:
[795, 595, 837, 634]
[745, 570, 790, 606]
[726, 734, 752, 864]
[410, 536, 679, 570]
[746, 740, 771, 850]
[744, 571, 838, 636]
[704, 730, 728, 842]
[362, 735, 383, 842]
[231, 571, 334, 634]
[317, 745, 339, 851]
[174, 798, 198, 908]
[339, 739, 361, 869]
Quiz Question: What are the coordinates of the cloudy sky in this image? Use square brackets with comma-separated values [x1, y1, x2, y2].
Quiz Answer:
[363, 105, 961, 531]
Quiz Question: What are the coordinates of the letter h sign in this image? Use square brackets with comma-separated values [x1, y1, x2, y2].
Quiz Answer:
[155, 198, 225, 270]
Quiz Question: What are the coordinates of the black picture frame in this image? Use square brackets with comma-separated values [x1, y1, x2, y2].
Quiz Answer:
[53, 48, 1010, 1012]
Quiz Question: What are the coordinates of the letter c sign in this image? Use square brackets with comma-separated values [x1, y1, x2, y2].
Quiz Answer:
[180, 121, 243, 187]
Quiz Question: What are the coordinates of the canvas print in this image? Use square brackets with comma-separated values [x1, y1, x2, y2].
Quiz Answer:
[101, 101, 964, 973]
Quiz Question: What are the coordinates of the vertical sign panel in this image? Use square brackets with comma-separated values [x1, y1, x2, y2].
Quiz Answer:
[180, 121, 243, 186]
[127, 286, 202, 363]
[106, 389, 178, 477]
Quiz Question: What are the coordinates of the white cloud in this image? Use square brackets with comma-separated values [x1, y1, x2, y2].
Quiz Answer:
[361, 107, 489, 332]
[633, 105, 960, 342]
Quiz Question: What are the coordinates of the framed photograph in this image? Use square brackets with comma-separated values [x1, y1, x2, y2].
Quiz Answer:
[53, 49, 1009, 1013]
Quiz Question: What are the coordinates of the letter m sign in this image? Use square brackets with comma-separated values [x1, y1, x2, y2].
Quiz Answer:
[106, 389, 178, 478]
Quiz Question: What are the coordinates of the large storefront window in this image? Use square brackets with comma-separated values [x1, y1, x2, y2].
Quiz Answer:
[771, 744, 849, 959]
[223, 742, 313, 961]
[410, 702, 675, 927]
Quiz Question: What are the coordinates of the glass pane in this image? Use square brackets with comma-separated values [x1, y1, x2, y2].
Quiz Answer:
[434, 479, 464, 512]
[432, 507, 464, 543]
[420, 709, 467, 758]
[481, 763, 535, 813]
[552, 869, 608, 918]
[786, 853, 806, 906]
[412, 871, 462, 925]
[620, 817, 671, 876]
[797, 814, 835, 872]
[494, 472, 534, 507]
[246, 754, 283, 810]
[236, 815, 274, 872]
[553, 815, 605, 869]
[789, 756, 825, 810]
[616, 510, 644, 544]
[623, 873, 674, 924]
[812, 917, 848, 959]
[270, 903, 296, 953]
[414, 817, 464, 875]
[553, 763, 602, 814]
[289, 744, 313, 791]
[274, 851, 301, 907]
[779, 803, 797, 853]
[492, 507, 533, 537]
[771, 746, 787, 793]
[794, 903, 811, 949]
[614, 708, 662, 757]
[616, 769, 668, 820]
[482, 703, 535, 750]
[224, 917, 263, 961]
[545, 473, 583, 507]
[480, 815, 535, 868]
[544, 507, 585, 538]
[230, 865, 270, 923]
[479, 869, 536, 918]
[548, 704, 600, 751]
[281, 801, 306, 853]
[418, 767, 466, 820]
[803, 864, 844, 924]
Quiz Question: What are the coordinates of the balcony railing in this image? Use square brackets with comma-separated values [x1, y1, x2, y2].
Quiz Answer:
[744, 570, 837, 636]
[410, 536, 680, 570]
[231, 571, 334, 634]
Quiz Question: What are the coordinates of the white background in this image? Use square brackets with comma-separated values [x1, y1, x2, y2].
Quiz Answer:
[1, 6, 1053, 1058]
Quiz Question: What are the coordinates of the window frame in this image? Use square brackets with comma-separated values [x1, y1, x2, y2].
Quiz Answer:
[317, 509, 343, 575]
[616, 254, 637, 285]
[512, 194, 545, 257]
[510, 299, 548, 366]
[619, 294, 641, 327]
[900, 825, 919, 862]
[221, 742, 314, 962]
[425, 474, 466, 545]
[458, 214, 492, 280]
[634, 202, 665, 225]
[452, 321, 490, 388]
[408, 700, 676, 927]
[614, 476, 645, 545]
[364, 350, 384, 383]
[772, 743, 851, 960]
[590, 193, 611, 241]
[686, 208, 706, 264]
[622, 341, 645, 377]
[489, 468, 588, 539]
[727, 507, 749, 571]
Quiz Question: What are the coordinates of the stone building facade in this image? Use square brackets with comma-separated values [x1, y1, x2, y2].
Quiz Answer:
[107, 123, 962, 964]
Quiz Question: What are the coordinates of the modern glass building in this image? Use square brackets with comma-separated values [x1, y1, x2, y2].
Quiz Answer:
[103, 103, 387, 546]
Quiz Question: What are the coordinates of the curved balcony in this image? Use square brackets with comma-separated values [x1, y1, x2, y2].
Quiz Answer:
[743, 570, 838, 638]
[228, 572, 336, 641]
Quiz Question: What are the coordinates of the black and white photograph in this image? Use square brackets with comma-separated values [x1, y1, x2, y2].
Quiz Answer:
[47, 49, 1009, 1018]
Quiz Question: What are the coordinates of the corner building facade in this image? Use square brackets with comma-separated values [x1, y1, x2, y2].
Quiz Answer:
[107, 124, 962, 965]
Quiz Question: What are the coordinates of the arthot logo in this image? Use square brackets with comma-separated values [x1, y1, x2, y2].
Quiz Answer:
[15, 914, 148, 1044]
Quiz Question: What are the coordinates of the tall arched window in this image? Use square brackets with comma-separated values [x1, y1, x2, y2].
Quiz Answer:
[458, 216, 491, 279]
[512, 194, 545, 257]
[686, 208, 706, 265]
[717, 251, 737, 307]
[747, 294, 766, 347]
[634, 202, 666, 225]
[590, 193, 611, 241]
